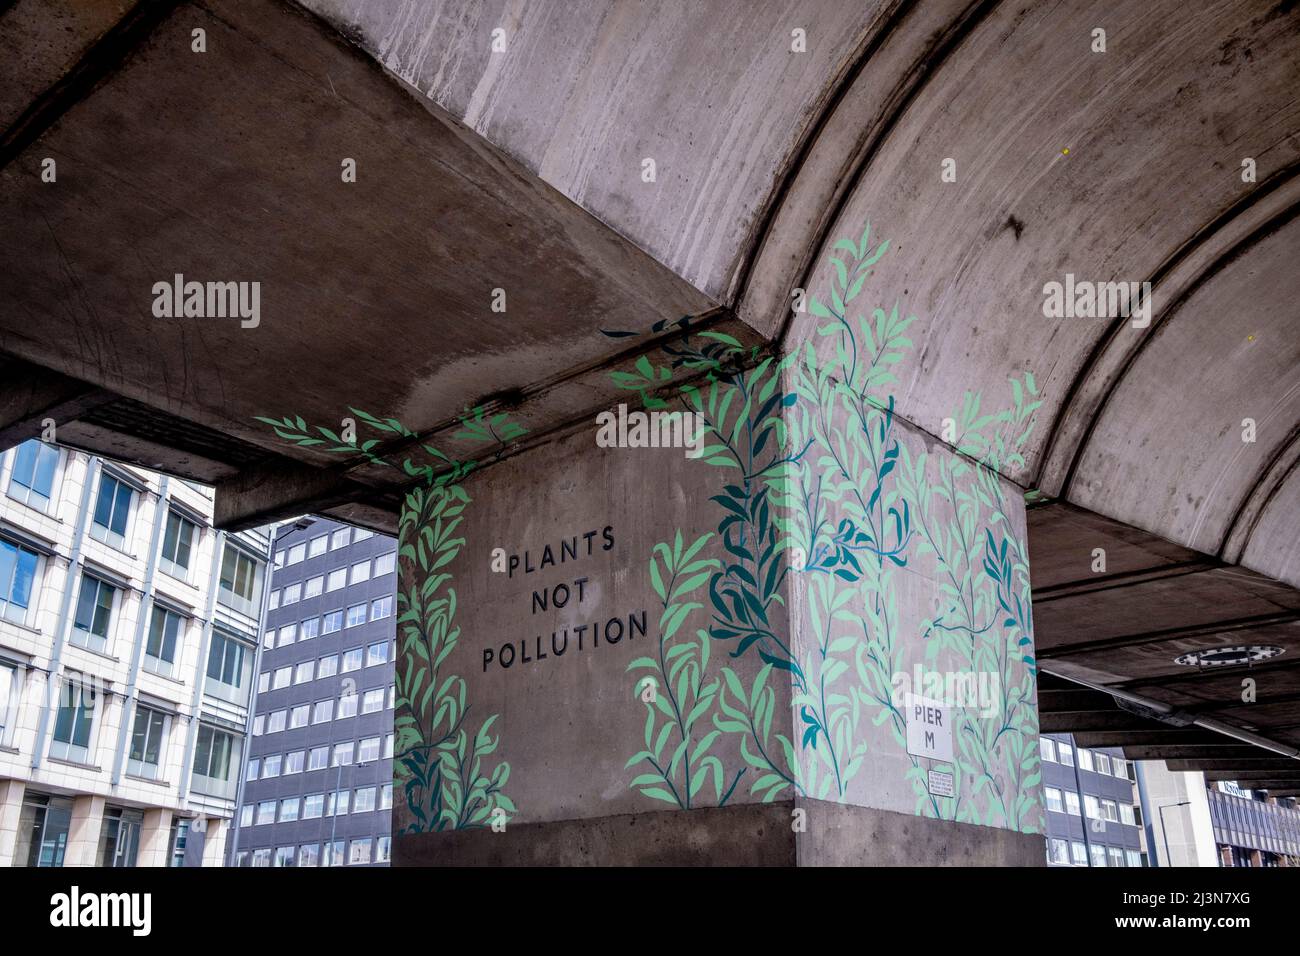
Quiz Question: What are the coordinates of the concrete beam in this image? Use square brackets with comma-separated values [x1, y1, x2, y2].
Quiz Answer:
[213, 458, 376, 533]
[1166, 759, 1300, 774]
[0, 357, 115, 451]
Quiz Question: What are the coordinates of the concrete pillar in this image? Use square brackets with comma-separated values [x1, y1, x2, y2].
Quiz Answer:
[0, 779, 26, 866]
[137, 807, 173, 867]
[200, 817, 226, 867]
[65, 794, 105, 867]
[387, 288, 1045, 865]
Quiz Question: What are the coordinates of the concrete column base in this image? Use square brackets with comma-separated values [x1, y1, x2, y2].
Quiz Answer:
[394, 801, 1045, 867]
[137, 808, 173, 867]
[200, 817, 226, 868]
[65, 794, 106, 867]
[0, 779, 26, 867]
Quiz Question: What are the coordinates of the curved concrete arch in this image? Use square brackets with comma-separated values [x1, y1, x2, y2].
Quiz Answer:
[1222, 424, 1300, 566]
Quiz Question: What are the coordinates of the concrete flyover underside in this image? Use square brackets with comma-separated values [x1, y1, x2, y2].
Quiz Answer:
[2, 0, 1299, 862]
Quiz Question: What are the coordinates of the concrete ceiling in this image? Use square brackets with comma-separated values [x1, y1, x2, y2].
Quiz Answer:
[1, 1, 1298, 776]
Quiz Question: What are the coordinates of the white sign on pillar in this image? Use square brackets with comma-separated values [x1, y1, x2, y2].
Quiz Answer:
[905, 694, 953, 763]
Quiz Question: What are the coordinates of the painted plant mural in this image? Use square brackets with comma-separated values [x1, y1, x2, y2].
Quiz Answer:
[605, 223, 1044, 832]
[256, 406, 523, 832]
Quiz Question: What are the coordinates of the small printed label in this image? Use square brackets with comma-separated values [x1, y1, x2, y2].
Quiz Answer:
[927, 769, 955, 798]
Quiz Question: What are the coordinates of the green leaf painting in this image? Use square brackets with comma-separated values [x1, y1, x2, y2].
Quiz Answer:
[256, 405, 523, 832]
[606, 221, 1044, 834]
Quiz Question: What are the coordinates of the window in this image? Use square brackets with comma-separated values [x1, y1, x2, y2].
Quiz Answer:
[350, 561, 370, 586]
[318, 655, 338, 678]
[272, 666, 291, 690]
[127, 704, 167, 779]
[1096, 752, 1112, 776]
[349, 838, 372, 865]
[303, 794, 325, 819]
[353, 787, 376, 813]
[367, 641, 388, 666]
[51, 676, 97, 763]
[251, 848, 272, 867]
[192, 725, 240, 798]
[1044, 787, 1063, 813]
[308, 746, 328, 770]
[281, 583, 301, 606]
[0, 663, 21, 746]
[357, 736, 381, 763]
[277, 624, 297, 648]
[323, 841, 345, 867]
[308, 535, 328, 559]
[297, 844, 320, 867]
[374, 552, 395, 576]
[312, 699, 333, 724]
[251, 715, 265, 736]
[160, 510, 197, 577]
[286, 543, 305, 565]
[1120, 804, 1136, 826]
[1058, 742, 1075, 767]
[1107, 846, 1125, 867]
[370, 595, 393, 620]
[294, 661, 314, 684]
[267, 710, 286, 734]
[326, 790, 350, 816]
[90, 471, 134, 548]
[8, 440, 59, 510]
[1039, 737, 1056, 763]
[375, 836, 391, 863]
[354, 529, 372, 542]
[267, 589, 279, 611]
[289, 704, 310, 729]
[326, 569, 347, 592]
[279, 798, 300, 823]
[1065, 792, 1081, 816]
[257, 671, 270, 694]
[72, 575, 116, 652]
[384, 733, 394, 759]
[262, 754, 282, 778]
[1115, 758, 1131, 780]
[345, 604, 366, 628]
[206, 632, 251, 703]
[330, 528, 350, 550]
[322, 610, 343, 633]
[262, 626, 274, 651]
[274, 846, 295, 868]
[362, 689, 384, 715]
[0, 537, 40, 625]
[1078, 748, 1094, 772]
[332, 742, 354, 766]
[304, 575, 323, 599]
[1084, 795, 1101, 820]
[247, 758, 260, 780]
[337, 694, 357, 719]
[1071, 841, 1087, 866]
[144, 605, 184, 676]
[1125, 849, 1143, 868]
[284, 750, 305, 775]
[239, 804, 254, 828]
[218, 544, 261, 615]
[342, 647, 363, 672]
[380, 784, 393, 810]
[299, 617, 320, 641]
[1048, 838, 1070, 865]
[256, 801, 276, 825]
[1090, 844, 1107, 867]
[387, 685, 395, 710]
[1101, 799, 1119, 823]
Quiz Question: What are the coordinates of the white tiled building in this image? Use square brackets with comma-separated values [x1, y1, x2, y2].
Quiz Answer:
[0, 439, 270, 866]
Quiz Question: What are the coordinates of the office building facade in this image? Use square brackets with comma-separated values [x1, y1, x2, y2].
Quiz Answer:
[227, 517, 395, 867]
[1040, 733, 1147, 867]
[0, 439, 270, 867]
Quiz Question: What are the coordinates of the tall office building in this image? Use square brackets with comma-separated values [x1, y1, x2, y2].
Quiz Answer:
[1040, 733, 1147, 867]
[0, 440, 270, 867]
[227, 517, 396, 867]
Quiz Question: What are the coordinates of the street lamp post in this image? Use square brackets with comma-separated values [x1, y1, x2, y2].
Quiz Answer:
[1158, 800, 1192, 867]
